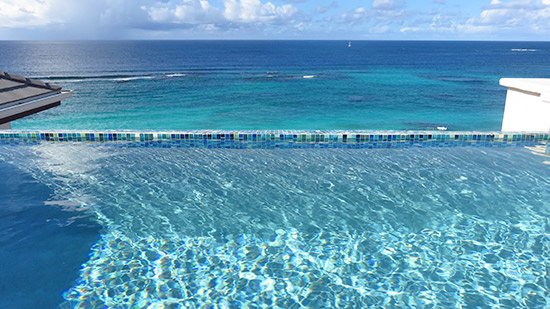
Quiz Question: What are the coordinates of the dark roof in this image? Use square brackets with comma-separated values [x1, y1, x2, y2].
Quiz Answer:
[0, 71, 71, 125]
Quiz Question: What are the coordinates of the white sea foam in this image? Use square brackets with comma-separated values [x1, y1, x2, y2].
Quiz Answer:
[44, 75, 155, 83]
[165, 73, 187, 78]
[45, 79, 86, 83]
[112, 76, 154, 82]
[511, 49, 538, 52]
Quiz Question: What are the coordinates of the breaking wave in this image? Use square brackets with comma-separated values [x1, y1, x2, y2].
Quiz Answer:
[37, 72, 188, 83]
[511, 49, 538, 52]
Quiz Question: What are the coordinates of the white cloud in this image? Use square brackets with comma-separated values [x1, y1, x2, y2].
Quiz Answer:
[338, 1, 408, 30]
[372, 0, 406, 11]
[0, 0, 549, 39]
[463, 0, 550, 34]
[223, 0, 297, 23]
[316, 2, 338, 14]
[0, 0, 299, 38]
[396, 0, 550, 39]
[0, 0, 55, 27]
[141, 0, 222, 25]
[400, 26, 421, 33]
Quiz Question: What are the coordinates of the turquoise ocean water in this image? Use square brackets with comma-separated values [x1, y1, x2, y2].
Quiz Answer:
[1, 41, 550, 130]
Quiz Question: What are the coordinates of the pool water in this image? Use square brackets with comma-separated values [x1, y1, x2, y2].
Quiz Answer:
[0, 144, 548, 307]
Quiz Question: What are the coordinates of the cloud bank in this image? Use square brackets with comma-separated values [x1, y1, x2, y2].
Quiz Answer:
[0, 0, 549, 40]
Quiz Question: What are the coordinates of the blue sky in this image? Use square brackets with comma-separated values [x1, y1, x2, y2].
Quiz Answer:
[0, 0, 549, 40]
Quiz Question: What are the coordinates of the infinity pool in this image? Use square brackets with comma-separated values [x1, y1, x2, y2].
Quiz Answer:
[0, 143, 548, 307]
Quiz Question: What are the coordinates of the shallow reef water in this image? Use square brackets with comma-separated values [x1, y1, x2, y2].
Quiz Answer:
[5, 40, 550, 131]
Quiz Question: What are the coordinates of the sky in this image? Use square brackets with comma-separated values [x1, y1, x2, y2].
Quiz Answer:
[0, 0, 549, 40]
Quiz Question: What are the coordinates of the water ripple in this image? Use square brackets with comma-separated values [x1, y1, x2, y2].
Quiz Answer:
[1, 145, 548, 307]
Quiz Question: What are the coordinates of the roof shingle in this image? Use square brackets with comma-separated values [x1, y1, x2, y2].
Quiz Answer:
[0, 71, 71, 125]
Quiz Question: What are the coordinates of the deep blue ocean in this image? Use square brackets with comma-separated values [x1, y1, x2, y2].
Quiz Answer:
[2, 40, 550, 130]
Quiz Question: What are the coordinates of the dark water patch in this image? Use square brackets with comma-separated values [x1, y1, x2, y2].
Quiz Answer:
[427, 93, 458, 101]
[439, 77, 488, 84]
[241, 73, 300, 82]
[0, 162, 101, 309]
[348, 95, 369, 102]
[421, 75, 489, 85]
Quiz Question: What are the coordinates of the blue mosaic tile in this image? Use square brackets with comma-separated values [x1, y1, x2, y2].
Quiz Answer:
[0, 130, 548, 150]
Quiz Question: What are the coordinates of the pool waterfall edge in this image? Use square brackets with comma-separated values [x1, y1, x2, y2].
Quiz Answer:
[1, 130, 548, 151]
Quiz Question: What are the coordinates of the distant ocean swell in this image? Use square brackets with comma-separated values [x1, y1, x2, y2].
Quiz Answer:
[40, 72, 321, 83]
[40, 73, 187, 83]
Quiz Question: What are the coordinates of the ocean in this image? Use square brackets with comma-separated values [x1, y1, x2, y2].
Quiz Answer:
[1, 40, 550, 131]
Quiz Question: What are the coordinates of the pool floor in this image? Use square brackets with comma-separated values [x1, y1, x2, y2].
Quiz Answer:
[0, 144, 548, 307]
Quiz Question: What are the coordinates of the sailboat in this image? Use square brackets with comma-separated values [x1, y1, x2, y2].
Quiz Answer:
[348, 41, 352, 48]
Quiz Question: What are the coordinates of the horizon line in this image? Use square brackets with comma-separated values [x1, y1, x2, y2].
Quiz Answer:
[1, 39, 550, 43]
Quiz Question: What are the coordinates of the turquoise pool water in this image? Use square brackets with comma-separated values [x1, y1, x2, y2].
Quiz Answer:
[0, 143, 548, 307]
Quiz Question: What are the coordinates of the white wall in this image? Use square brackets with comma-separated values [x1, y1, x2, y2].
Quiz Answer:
[500, 79, 550, 132]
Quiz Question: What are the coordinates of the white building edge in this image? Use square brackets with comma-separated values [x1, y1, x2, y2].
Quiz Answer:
[500, 78, 550, 132]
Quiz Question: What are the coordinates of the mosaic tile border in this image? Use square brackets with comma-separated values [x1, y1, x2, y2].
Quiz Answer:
[0, 130, 548, 150]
